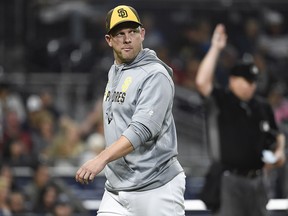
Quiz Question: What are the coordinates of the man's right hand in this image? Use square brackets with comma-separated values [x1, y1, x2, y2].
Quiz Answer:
[211, 24, 227, 51]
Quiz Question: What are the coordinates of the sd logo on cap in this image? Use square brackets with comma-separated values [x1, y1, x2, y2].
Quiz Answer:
[106, 5, 142, 34]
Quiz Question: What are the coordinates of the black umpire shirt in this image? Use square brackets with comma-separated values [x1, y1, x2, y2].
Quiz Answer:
[212, 87, 279, 171]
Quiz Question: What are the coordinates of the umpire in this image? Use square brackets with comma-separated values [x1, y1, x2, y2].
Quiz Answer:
[195, 24, 286, 216]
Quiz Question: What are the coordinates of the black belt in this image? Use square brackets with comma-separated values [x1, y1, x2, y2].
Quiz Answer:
[226, 169, 262, 178]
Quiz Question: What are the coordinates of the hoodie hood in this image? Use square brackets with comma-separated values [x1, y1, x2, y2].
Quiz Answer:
[122, 48, 173, 77]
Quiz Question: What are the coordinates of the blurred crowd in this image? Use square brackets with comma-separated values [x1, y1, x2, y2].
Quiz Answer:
[22, 5, 288, 96]
[0, 84, 105, 215]
[0, 162, 91, 216]
[0, 85, 106, 168]
[1, 2, 288, 215]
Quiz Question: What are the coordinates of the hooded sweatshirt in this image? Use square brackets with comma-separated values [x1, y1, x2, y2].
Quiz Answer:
[103, 48, 184, 192]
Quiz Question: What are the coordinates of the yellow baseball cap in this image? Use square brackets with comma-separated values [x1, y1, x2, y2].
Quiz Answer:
[106, 5, 142, 34]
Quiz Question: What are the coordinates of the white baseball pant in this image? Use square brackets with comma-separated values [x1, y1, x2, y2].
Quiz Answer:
[97, 172, 186, 216]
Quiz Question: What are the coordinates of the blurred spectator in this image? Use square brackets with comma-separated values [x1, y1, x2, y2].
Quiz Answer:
[47, 118, 84, 166]
[268, 82, 288, 127]
[267, 82, 288, 198]
[39, 88, 63, 126]
[0, 83, 26, 147]
[31, 110, 56, 162]
[233, 17, 261, 57]
[0, 109, 33, 163]
[33, 182, 60, 215]
[258, 9, 288, 82]
[79, 97, 104, 138]
[77, 98, 106, 166]
[24, 94, 44, 137]
[0, 164, 20, 192]
[78, 132, 105, 166]
[25, 93, 77, 163]
[24, 94, 44, 131]
[259, 9, 288, 60]
[8, 190, 29, 216]
[23, 162, 88, 214]
[53, 193, 75, 216]
[181, 57, 200, 90]
[2, 138, 35, 167]
[23, 162, 51, 210]
[174, 18, 213, 62]
[0, 83, 26, 125]
[142, 13, 166, 50]
[156, 46, 186, 86]
[0, 177, 12, 216]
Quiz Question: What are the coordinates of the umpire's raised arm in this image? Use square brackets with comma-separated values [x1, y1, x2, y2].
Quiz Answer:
[195, 24, 227, 97]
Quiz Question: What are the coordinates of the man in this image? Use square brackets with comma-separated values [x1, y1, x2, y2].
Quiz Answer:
[75, 5, 185, 216]
[195, 24, 286, 216]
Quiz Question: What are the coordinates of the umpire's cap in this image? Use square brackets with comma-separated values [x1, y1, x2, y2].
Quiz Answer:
[230, 62, 259, 82]
[106, 5, 142, 34]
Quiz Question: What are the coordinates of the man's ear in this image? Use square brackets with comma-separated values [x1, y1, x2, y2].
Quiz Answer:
[140, 28, 145, 41]
[105, 35, 113, 47]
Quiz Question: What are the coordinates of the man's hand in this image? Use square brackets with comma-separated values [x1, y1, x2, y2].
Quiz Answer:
[211, 24, 227, 51]
[195, 23, 227, 97]
[75, 157, 106, 184]
[75, 135, 134, 184]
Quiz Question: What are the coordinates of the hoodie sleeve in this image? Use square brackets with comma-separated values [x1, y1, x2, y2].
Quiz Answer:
[122, 71, 174, 149]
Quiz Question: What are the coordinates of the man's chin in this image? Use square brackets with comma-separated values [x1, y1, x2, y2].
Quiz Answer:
[121, 57, 134, 64]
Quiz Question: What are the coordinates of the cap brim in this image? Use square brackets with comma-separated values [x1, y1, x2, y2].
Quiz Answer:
[108, 21, 142, 34]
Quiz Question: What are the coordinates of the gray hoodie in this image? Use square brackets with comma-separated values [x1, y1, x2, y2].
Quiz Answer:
[103, 48, 184, 192]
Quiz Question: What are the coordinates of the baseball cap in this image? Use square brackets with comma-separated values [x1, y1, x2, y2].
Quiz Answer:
[106, 5, 142, 34]
[26, 95, 42, 112]
[230, 62, 259, 82]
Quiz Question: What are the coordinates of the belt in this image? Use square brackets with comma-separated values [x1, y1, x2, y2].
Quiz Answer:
[226, 169, 262, 178]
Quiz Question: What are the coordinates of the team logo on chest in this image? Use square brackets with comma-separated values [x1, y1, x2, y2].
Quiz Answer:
[122, 76, 132, 92]
[104, 76, 132, 104]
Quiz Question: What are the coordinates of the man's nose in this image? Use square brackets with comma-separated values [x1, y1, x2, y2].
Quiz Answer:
[124, 34, 132, 43]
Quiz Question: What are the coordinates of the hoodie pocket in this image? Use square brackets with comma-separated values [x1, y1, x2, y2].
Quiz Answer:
[107, 157, 136, 185]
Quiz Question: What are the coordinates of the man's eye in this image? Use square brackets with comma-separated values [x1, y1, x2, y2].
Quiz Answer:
[115, 33, 124, 37]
